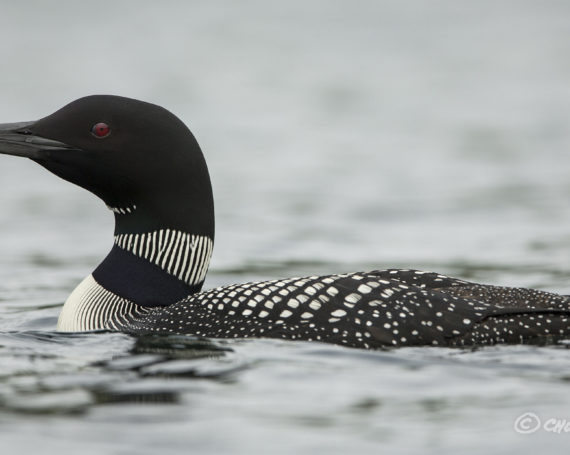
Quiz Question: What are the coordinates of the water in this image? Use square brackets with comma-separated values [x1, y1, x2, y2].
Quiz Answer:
[0, 1, 569, 453]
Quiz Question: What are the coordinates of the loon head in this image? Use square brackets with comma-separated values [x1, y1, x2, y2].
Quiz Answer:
[0, 95, 214, 235]
[0, 95, 215, 330]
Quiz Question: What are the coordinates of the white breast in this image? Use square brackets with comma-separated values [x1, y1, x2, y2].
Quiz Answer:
[57, 274, 148, 332]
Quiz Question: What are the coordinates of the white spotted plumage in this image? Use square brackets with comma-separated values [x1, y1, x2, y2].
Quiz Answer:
[121, 269, 570, 348]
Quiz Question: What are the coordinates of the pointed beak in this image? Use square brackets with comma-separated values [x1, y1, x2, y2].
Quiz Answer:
[0, 121, 77, 159]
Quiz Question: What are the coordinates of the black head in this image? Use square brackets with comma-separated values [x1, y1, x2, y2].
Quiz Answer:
[0, 95, 214, 237]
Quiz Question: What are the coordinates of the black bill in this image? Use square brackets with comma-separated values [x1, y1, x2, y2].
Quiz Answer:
[0, 121, 77, 159]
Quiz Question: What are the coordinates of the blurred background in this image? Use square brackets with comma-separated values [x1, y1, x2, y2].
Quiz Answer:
[1, 2, 570, 454]
[1, 0, 569, 298]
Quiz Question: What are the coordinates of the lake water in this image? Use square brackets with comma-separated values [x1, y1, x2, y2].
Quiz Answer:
[0, 1, 569, 453]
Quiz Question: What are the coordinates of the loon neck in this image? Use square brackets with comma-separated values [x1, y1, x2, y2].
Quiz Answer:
[109, 227, 214, 295]
[57, 204, 215, 331]
[110, 184, 215, 238]
[101, 194, 216, 297]
[99, 201, 215, 302]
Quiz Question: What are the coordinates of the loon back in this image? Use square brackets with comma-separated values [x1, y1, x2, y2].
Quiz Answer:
[0, 95, 569, 348]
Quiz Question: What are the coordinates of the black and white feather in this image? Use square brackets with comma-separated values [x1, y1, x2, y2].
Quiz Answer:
[124, 269, 570, 348]
[114, 229, 213, 286]
[57, 274, 150, 331]
[2, 95, 568, 349]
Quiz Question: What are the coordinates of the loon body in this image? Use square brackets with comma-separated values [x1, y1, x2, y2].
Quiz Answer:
[0, 95, 568, 348]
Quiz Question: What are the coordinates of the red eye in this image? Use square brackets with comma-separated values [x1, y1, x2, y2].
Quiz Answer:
[91, 122, 111, 138]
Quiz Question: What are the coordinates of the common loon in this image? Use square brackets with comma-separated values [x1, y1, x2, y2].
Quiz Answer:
[0, 95, 569, 349]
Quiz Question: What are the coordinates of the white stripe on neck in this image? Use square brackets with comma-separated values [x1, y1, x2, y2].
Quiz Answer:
[114, 230, 213, 286]
[107, 204, 137, 215]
